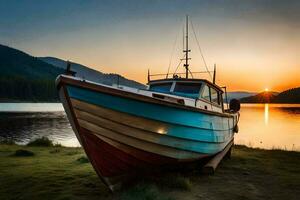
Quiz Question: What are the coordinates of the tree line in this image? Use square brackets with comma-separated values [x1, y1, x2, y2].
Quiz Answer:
[0, 76, 59, 102]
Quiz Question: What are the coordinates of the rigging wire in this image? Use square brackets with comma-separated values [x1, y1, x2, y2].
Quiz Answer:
[173, 54, 185, 75]
[188, 68, 194, 78]
[166, 19, 184, 78]
[190, 18, 212, 80]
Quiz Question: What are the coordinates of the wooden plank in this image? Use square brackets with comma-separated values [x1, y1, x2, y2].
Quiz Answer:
[71, 98, 232, 143]
[74, 108, 223, 154]
[72, 98, 170, 135]
[77, 119, 204, 160]
[202, 140, 233, 174]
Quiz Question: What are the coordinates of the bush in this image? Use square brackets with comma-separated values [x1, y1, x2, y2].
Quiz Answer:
[0, 138, 15, 145]
[54, 143, 63, 147]
[27, 137, 53, 147]
[14, 149, 34, 157]
[77, 156, 89, 163]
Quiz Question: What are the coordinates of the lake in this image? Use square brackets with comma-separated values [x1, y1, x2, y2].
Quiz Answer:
[0, 103, 80, 147]
[0, 103, 299, 151]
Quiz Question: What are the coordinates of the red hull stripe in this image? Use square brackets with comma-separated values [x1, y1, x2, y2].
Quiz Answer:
[79, 128, 176, 177]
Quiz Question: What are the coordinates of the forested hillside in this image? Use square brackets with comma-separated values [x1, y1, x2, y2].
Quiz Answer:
[272, 87, 300, 103]
[0, 45, 63, 102]
[0, 45, 145, 102]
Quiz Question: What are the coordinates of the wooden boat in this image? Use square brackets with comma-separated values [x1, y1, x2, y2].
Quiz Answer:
[56, 16, 240, 191]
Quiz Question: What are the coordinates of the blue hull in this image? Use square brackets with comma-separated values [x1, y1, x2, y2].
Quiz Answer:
[66, 85, 236, 155]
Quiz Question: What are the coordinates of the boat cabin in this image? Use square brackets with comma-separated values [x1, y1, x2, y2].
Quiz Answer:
[144, 15, 226, 113]
[148, 78, 224, 112]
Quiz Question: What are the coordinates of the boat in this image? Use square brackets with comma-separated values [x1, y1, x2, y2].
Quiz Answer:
[56, 16, 240, 191]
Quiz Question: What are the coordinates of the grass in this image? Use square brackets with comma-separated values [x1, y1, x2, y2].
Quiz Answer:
[159, 174, 192, 191]
[0, 144, 299, 200]
[27, 137, 54, 147]
[120, 183, 172, 200]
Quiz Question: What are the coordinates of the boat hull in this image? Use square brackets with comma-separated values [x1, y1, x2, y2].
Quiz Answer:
[56, 75, 238, 190]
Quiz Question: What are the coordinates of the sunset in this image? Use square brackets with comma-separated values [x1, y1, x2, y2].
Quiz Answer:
[0, 1, 300, 200]
[1, 0, 300, 92]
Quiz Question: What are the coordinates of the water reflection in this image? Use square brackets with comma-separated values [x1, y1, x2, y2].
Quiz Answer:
[236, 104, 300, 151]
[264, 104, 269, 125]
[0, 103, 300, 151]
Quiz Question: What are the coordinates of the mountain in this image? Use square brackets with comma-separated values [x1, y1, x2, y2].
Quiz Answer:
[240, 91, 278, 103]
[226, 91, 257, 102]
[39, 57, 145, 89]
[0, 45, 63, 79]
[240, 88, 300, 103]
[0, 44, 64, 102]
[0, 45, 145, 102]
[272, 87, 300, 103]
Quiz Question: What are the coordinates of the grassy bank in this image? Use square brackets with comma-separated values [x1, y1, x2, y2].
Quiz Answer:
[0, 144, 299, 200]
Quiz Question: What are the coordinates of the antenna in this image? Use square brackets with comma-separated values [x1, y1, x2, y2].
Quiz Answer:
[183, 15, 191, 79]
[213, 64, 216, 84]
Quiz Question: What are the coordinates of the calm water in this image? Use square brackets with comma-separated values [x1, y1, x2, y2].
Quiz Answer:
[236, 104, 300, 151]
[0, 103, 299, 151]
[0, 103, 80, 147]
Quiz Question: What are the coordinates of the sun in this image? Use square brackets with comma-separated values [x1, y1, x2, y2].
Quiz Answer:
[265, 88, 269, 92]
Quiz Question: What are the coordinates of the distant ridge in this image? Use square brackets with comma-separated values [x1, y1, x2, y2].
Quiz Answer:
[226, 91, 257, 102]
[240, 88, 300, 103]
[39, 57, 145, 89]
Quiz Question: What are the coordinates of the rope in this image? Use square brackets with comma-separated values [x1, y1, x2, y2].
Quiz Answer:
[190, 18, 212, 80]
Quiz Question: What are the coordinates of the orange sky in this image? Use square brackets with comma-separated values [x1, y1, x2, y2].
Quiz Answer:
[28, 20, 299, 92]
[4, 0, 300, 92]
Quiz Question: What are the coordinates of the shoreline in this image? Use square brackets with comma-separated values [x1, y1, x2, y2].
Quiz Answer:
[0, 100, 60, 103]
[1, 100, 300, 104]
[0, 144, 299, 200]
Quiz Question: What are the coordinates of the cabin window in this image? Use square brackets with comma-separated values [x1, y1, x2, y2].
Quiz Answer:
[201, 85, 210, 101]
[172, 82, 202, 98]
[149, 83, 172, 93]
[174, 83, 202, 94]
[210, 87, 220, 105]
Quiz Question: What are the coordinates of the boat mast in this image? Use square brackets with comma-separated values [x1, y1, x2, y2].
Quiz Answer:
[183, 15, 191, 79]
